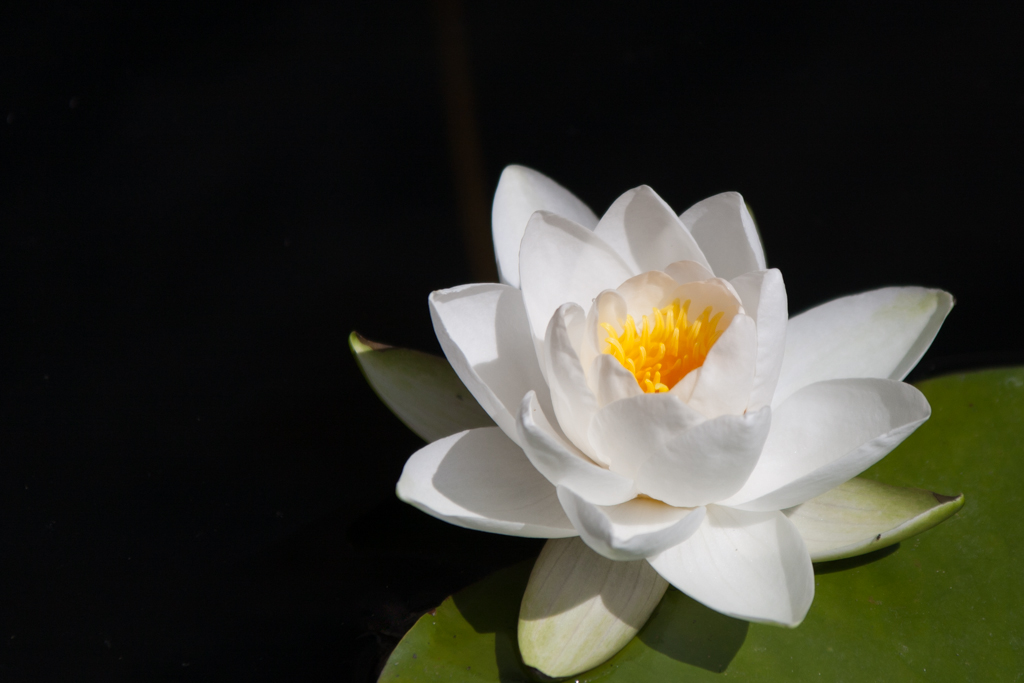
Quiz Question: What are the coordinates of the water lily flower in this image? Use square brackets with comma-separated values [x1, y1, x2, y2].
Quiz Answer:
[395, 165, 953, 635]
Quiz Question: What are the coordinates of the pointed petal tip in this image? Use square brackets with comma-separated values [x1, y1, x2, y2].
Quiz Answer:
[783, 614, 807, 629]
[925, 490, 966, 525]
[499, 163, 557, 183]
[739, 610, 806, 629]
[493, 165, 597, 288]
[647, 507, 814, 628]
[933, 491, 964, 507]
[680, 191, 765, 279]
[348, 330, 366, 353]
[349, 330, 390, 353]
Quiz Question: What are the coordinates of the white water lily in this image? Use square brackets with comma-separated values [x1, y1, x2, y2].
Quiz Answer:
[396, 165, 953, 629]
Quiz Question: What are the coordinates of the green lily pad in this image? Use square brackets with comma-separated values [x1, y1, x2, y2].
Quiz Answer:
[349, 332, 494, 442]
[380, 367, 1024, 681]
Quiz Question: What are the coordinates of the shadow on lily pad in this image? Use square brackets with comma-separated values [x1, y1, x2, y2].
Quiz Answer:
[637, 588, 748, 673]
[454, 561, 534, 682]
[452, 560, 751, 679]
[446, 546, 900, 681]
[813, 543, 900, 575]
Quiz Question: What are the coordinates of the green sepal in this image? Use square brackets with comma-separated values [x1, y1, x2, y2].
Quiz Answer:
[788, 477, 964, 562]
[349, 331, 494, 442]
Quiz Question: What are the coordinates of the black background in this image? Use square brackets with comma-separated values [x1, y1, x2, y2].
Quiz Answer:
[1, 1, 1022, 680]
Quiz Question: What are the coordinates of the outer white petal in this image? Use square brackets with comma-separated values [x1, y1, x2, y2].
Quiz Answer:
[429, 283, 551, 445]
[517, 392, 637, 506]
[635, 406, 771, 507]
[773, 287, 954, 406]
[647, 506, 814, 627]
[680, 192, 766, 280]
[519, 211, 634, 349]
[492, 165, 598, 289]
[397, 428, 577, 538]
[730, 269, 788, 410]
[557, 486, 706, 561]
[723, 378, 931, 511]
[686, 314, 758, 417]
[545, 304, 599, 455]
[587, 393, 705, 479]
[592, 186, 711, 274]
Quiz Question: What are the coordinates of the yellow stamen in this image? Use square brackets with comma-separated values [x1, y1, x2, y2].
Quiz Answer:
[603, 299, 725, 394]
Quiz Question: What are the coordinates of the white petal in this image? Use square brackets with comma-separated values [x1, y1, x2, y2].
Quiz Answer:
[492, 165, 598, 289]
[429, 283, 552, 445]
[588, 354, 643, 408]
[397, 428, 577, 538]
[664, 260, 715, 285]
[587, 394, 705, 479]
[519, 211, 634, 348]
[593, 186, 711, 274]
[671, 274, 745, 313]
[647, 506, 814, 626]
[723, 378, 931, 511]
[557, 486, 706, 561]
[635, 406, 771, 507]
[519, 537, 668, 678]
[614, 270, 683, 321]
[545, 304, 599, 455]
[670, 367, 700, 402]
[680, 192, 766, 279]
[730, 269, 788, 410]
[686, 314, 758, 417]
[581, 289, 627, 376]
[773, 287, 954, 406]
[667, 278, 745, 328]
[517, 392, 637, 505]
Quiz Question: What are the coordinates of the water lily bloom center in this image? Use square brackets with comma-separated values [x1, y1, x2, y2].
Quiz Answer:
[602, 298, 725, 393]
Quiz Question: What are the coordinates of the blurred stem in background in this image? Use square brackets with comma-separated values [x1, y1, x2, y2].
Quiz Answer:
[434, 0, 498, 283]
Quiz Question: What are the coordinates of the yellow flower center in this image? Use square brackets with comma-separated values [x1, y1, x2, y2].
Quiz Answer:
[602, 299, 725, 393]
